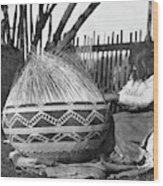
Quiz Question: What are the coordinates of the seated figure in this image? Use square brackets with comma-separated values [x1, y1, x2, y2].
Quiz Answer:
[104, 47, 154, 165]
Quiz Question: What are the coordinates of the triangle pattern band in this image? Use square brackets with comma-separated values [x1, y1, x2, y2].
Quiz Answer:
[11, 130, 107, 143]
[3, 110, 105, 128]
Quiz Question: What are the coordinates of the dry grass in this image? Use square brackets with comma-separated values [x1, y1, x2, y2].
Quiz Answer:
[5, 52, 103, 107]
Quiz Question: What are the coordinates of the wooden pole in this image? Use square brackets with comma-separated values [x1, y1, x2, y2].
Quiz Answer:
[12, 5, 17, 46]
[17, 5, 24, 49]
[24, 5, 28, 54]
[39, 5, 44, 54]
[47, 14, 52, 44]
[30, 4, 33, 49]
[145, 1, 152, 42]
[20, 5, 24, 50]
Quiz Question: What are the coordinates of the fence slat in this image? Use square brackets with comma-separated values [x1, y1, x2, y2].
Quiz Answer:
[130, 32, 133, 43]
[100, 52, 104, 90]
[106, 51, 110, 92]
[135, 31, 138, 42]
[83, 35, 87, 65]
[119, 50, 123, 88]
[105, 52, 108, 92]
[116, 34, 119, 44]
[76, 37, 79, 47]
[102, 52, 106, 92]
[120, 30, 123, 44]
[139, 29, 142, 42]
[110, 52, 113, 91]
[111, 32, 115, 44]
[107, 36, 110, 45]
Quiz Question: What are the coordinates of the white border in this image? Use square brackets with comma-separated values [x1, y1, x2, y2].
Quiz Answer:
[1, 0, 163, 186]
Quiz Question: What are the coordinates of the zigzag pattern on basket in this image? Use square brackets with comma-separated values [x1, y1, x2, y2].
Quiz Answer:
[10, 130, 107, 143]
[3, 109, 105, 128]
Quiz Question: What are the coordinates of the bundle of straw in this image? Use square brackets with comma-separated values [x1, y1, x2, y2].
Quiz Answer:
[5, 51, 104, 107]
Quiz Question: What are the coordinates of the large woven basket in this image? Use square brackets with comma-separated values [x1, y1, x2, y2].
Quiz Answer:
[2, 53, 112, 163]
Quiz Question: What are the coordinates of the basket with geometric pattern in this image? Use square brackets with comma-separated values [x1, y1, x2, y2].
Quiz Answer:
[2, 52, 112, 163]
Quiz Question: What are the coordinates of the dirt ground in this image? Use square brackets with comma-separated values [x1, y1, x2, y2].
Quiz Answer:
[1, 132, 154, 180]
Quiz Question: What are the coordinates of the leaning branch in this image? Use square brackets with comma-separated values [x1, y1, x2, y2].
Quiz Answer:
[56, 3, 100, 53]
[52, 3, 76, 45]
[32, 4, 57, 47]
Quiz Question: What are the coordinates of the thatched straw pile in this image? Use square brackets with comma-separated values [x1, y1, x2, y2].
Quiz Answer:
[5, 51, 104, 107]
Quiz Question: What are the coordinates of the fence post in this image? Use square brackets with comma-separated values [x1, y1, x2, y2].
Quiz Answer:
[135, 31, 138, 42]
[111, 32, 114, 44]
[130, 32, 133, 43]
[120, 30, 123, 44]
[139, 29, 142, 42]
[76, 37, 79, 47]
[81, 35, 87, 66]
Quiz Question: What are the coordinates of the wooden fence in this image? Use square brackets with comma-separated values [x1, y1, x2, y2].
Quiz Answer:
[72, 31, 153, 113]
[73, 30, 149, 92]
